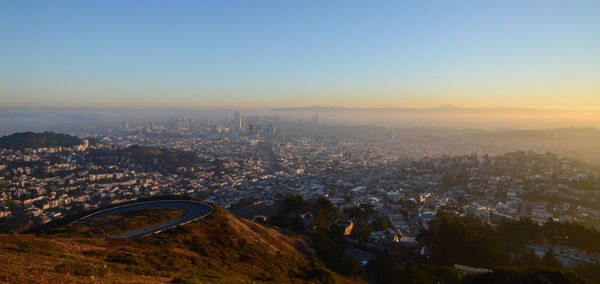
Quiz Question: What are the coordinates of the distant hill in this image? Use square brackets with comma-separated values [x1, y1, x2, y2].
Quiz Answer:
[88, 145, 207, 173]
[433, 104, 463, 110]
[269, 105, 468, 111]
[270, 106, 350, 111]
[2, 199, 359, 283]
[0, 131, 82, 150]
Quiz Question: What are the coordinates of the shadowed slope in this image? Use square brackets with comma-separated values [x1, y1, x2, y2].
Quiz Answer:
[0, 204, 362, 283]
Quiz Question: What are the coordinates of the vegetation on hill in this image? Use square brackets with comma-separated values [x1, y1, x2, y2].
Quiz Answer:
[26, 195, 197, 234]
[419, 212, 509, 268]
[416, 212, 600, 283]
[366, 253, 463, 284]
[8, 195, 598, 283]
[0, 131, 82, 150]
[49, 208, 184, 238]
[0, 201, 360, 283]
[270, 194, 394, 279]
[461, 267, 586, 284]
[88, 145, 206, 173]
[419, 212, 600, 270]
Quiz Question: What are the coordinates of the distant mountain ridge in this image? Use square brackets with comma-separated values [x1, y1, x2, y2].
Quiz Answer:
[270, 105, 470, 111]
[0, 131, 82, 150]
[269, 105, 583, 112]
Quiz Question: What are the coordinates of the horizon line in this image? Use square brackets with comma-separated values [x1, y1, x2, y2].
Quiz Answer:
[1, 105, 599, 113]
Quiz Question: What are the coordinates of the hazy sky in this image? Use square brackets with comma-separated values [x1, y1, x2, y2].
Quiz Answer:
[1, 0, 598, 110]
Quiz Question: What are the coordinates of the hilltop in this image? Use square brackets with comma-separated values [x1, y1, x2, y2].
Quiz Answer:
[0, 202, 360, 283]
[87, 145, 208, 173]
[0, 131, 83, 150]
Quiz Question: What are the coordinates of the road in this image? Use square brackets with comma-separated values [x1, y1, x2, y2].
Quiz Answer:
[72, 200, 213, 239]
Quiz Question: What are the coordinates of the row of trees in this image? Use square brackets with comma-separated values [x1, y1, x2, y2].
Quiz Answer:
[421, 212, 600, 267]
[344, 203, 391, 243]
[366, 252, 586, 284]
[270, 195, 394, 278]
[366, 253, 463, 284]
[419, 213, 509, 267]
[269, 194, 391, 241]
[496, 215, 600, 253]
[419, 212, 600, 283]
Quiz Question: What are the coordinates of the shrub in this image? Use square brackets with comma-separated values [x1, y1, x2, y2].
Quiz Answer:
[171, 277, 201, 284]
[55, 261, 108, 277]
[307, 266, 340, 284]
[15, 239, 66, 257]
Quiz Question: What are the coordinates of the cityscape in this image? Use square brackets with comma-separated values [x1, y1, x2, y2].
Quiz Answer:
[2, 0, 600, 283]
[2, 113, 600, 274]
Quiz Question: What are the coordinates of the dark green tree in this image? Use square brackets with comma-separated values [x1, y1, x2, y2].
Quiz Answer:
[312, 197, 339, 232]
[541, 249, 563, 269]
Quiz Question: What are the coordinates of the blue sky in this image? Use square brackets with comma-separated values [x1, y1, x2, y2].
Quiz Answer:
[1, 0, 598, 109]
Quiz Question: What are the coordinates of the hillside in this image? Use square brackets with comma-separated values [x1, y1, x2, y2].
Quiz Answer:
[0, 204, 361, 283]
[88, 145, 207, 173]
[0, 131, 82, 150]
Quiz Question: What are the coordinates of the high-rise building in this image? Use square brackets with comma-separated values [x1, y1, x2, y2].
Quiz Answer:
[234, 111, 242, 130]
[123, 121, 130, 131]
[311, 114, 319, 127]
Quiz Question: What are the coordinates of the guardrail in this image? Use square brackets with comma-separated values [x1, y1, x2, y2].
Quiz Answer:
[70, 200, 214, 238]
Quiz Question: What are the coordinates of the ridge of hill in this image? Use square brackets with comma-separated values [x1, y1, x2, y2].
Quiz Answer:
[0, 131, 82, 150]
[0, 203, 361, 283]
[87, 145, 208, 173]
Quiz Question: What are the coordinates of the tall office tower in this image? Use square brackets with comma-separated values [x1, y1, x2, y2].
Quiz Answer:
[123, 121, 130, 131]
[311, 114, 319, 127]
[234, 111, 242, 130]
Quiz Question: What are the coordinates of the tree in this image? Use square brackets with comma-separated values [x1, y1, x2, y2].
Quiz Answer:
[366, 253, 402, 284]
[461, 267, 585, 284]
[312, 197, 339, 232]
[269, 194, 309, 233]
[418, 212, 508, 268]
[312, 224, 347, 273]
[420, 265, 463, 284]
[401, 263, 434, 284]
[279, 194, 308, 215]
[344, 204, 390, 243]
[497, 218, 540, 252]
[574, 262, 600, 283]
[342, 257, 365, 278]
[371, 214, 391, 232]
[541, 249, 563, 269]
[514, 249, 543, 267]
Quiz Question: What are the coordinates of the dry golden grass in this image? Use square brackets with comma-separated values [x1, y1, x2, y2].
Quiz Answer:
[50, 208, 185, 238]
[0, 205, 363, 284]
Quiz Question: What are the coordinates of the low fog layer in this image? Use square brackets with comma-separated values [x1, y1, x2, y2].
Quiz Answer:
[2, 107, 599, 136]
[269, 107, 600, 129]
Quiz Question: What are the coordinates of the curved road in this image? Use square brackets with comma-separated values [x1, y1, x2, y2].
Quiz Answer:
[72, 200, 213, 239]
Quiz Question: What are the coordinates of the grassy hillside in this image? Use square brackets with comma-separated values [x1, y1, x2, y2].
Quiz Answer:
[0, 205, 362, 283]
[49, 208, 185, 238]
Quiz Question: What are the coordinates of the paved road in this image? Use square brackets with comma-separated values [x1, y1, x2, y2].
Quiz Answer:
[72, 200, 213, 239]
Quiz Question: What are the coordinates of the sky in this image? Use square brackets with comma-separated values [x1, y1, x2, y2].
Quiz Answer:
[0, 0, 599, 110]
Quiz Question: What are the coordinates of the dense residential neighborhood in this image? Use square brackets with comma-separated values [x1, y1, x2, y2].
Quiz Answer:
[2, 116, 600, 270]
